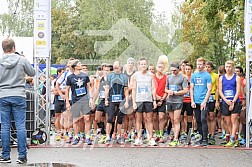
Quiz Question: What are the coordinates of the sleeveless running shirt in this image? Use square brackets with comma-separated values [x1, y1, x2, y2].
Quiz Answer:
[135, 72, 153, 102]
[154, 74, 167, 97]
[98, 77, 107, 99]
[107, 72, 128, 102]
[222, 74, 239, 103]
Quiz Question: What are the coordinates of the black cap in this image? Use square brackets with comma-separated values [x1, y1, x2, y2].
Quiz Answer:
[170, 62, 180, 69]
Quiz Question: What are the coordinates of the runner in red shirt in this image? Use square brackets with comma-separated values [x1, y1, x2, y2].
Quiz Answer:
[153, 61, 167, 143]
[181, 63, 193, 137]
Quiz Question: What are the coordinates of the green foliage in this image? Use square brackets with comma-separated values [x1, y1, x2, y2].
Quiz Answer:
[181, 0, 245, 68]
[0, 0, 33, 37]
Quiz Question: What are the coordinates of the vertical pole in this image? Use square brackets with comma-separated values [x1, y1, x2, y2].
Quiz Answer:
[33, 57, 38, 131]
[33, 0, 51, 145]
[45, 58, 51, 145]
[245, 0, 250, 148]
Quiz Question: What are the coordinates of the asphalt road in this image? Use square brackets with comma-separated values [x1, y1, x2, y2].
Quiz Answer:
[2, 147, 252, 167]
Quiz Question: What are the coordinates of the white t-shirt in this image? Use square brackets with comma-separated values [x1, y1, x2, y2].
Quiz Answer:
[57, 70, 72, 101]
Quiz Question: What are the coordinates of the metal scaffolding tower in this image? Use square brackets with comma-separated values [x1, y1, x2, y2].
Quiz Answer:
[33, 0, 51, 145]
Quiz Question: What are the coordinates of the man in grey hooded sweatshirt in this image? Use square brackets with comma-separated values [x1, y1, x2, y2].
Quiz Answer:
[0, 38, 35, 164]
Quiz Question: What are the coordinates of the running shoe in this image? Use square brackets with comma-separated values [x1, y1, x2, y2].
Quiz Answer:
[80, 133, 86, 143]
[0, 156, 11, 163]
[164, 131, 169, 137]
[55, 134, 62, 142]
[195, 133, 202, 141]
[149, 138, 157, 146]
[169, 139, 179, 147]
[128, 133, 135, 142]
[179, 132, 187, 141]
[72, 137, 80, 145]
[222, 134, 227, 140]
[240, 138, 246, 145]
[112, 133, 117, 140]
[63, 134, 69, 141]
[158, 136, 164, 143]
[201, 140, 208, 147]
[234, 140, 240, 147]
[16, 157, 27, 164]
[208, 137, 215, 145]
[98, 135, 107, 144]
[219, 133, 225, 139]
[238, 134, 243, 141]
[224, 141, 234, 147]
[192, 140, 201, 147]
[134, 138, 143, 146]
[66, 133, 73, 143]
[86, 138, 92, 145]
[105, 138, 111, 145]
[117, 136, 125, 145]
[124, 133, 128, 140]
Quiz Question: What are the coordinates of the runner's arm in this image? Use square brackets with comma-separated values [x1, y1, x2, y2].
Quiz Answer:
[190, 82, 194, 103]
[93, 79, 100, 102]
[131, 74, 137, 104]
[56, 82, 65, 97]
[124, 86, 129, 103]
[151, 77, 157, 101]
[203, 82, 212, 104]
[218, 76, 226, 102]
[174, 77, 188, 96]
[65, 86, 70, 108]
[87, 82, 94, 101]
[53, 87, 59, 96]
[215, 75, 219, 103]
[233, 75, 241, 103]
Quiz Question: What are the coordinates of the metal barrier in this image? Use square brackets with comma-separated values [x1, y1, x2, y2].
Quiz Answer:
[10, 89, 35, 140]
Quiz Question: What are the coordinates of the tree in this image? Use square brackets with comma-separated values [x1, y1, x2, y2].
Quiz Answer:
[0, 0, 33, 37]
[180, 0, 245, 67]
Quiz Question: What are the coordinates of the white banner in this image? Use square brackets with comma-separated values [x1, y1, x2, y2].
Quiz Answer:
[33, 0, 51, 58]
[245, 0, 252, 121]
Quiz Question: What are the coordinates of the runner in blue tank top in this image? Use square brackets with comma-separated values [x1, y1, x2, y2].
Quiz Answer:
[219, 60, 241, 147]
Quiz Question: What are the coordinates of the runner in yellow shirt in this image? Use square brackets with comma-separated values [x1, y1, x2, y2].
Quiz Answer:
[205, 61, 219, 145]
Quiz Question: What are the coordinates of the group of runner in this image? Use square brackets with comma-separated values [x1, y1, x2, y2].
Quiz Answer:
[50, 55, 246, 147]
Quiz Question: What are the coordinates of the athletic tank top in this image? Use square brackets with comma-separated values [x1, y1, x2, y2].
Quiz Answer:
[154, 74, 167, 97]
[222, 74, 239, 102]
[136, 72, 153, 102]
[107, 72, 128, 102]
[183, 75, 191, 103]
[99, 77, 106, 99]
[239, 77, 245, 100]
[124, 70, 135, 84]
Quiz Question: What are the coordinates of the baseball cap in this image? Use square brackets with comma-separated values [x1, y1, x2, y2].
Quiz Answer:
[170, 62, 180, 71]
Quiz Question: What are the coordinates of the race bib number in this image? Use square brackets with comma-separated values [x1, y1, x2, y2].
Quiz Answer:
[169, 85, 178, 92]
[112, 94, 123, 102]
[195, 78, 203, 86]
[100, 91, 105, 98]
[138, 86, 148, 94]
[224, 90, 234, 98]
[184, 90, 190, 97]
[75, 87, 86, 96]
[208, 95, 214, 102]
